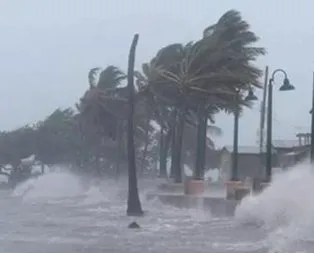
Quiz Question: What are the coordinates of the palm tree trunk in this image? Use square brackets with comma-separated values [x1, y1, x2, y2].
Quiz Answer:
[40, 162, 45, 174]
[170, 126, 176, 178]
[170, 110, 177, 178]
[115, 121, 122, 179]
[95, 147, 101, 177]
[159, 126, 167, 178]
[164, 128, 172, 177]
[173, 110, 185, 183]
[126, 34, 143, 216]
[140, 118, 150, 176]
[194, 106, 207, 180]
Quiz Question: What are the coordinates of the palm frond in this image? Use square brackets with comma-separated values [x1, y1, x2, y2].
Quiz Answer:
[145, 9, 266, 115]
[88, 68, 101, 88]
[97, 65, 126, 90]
[207, 125, 222, 136]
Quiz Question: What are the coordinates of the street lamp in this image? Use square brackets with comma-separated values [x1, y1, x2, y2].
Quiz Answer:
[231, 88, 258, 181]
[246, 90, 258, 101]
[265, 69, 295, 182]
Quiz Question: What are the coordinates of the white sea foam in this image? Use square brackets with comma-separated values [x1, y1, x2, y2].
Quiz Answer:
[235, 162, 314, 252]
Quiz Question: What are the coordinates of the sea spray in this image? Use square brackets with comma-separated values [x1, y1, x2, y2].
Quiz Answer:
[235, 162, 314, 251]
[12, 171, 83, 200]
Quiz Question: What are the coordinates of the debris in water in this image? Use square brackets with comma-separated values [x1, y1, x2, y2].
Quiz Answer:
[128, 221, 140, 229]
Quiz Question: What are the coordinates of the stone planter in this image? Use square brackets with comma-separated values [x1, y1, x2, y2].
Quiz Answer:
[225, 181, 245, 200]
[252, 179, 270, 194]
[252, 178, 263, 193]
[184, 179, 205, 196]
[260, 182, 270, 191]
[234, 186, 250, 201]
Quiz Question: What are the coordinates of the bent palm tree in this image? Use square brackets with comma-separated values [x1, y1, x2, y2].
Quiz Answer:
[77, 66, 127, 175]
[142, 9, 266, 181]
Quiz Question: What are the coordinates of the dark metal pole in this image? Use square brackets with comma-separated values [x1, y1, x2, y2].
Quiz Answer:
[265, 79, 273, 182]
[231, 92, 239, 181]
[311, 72, 314, 162]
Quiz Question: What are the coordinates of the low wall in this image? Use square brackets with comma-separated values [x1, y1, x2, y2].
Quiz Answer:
[146, 194, 238, 217]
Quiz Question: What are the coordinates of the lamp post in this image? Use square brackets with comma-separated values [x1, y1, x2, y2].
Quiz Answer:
[265, 69, 295, 182]
[310, 72, 314, 161]
[231, 89, 258, 181]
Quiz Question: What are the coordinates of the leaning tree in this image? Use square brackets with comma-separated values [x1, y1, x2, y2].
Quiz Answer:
[137, 10, 265, 182]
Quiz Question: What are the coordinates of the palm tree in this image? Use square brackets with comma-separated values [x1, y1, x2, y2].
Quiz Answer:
[192, 10, 265, 180]
[135, 66, 180, 179]
[140, 9, 265, 182]
[126, 34, 143, 216]
[77, 66, 127, 176]
[79, 65, 127, 136]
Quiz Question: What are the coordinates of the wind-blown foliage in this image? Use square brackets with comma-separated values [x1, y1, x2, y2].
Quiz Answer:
[134, 9, 265, 181]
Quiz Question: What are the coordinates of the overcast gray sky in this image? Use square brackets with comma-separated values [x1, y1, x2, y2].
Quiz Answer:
[0, 0, 313, 146]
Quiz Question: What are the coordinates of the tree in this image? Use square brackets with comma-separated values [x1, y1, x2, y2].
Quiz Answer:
[77, 65, 128, 175]
[78, 66, 127, 140]
[126, 34, 144, 216]
[140, 9, 265, 182]
[0, 9, 266, 196]
[0, 109, 81, 167]
[35, 108, 81, 165]
[192, 10, 265, 180]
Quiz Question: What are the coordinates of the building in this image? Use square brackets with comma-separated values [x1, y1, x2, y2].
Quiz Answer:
[219, 146, 277, 181]
[219, 137, 311, 182]
[272, 139, 310, 168]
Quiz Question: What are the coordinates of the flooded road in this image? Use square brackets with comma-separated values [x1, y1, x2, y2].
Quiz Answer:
[0, 170, 312, 253]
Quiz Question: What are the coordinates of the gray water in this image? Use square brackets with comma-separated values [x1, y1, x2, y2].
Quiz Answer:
[0, 169, 313, 253]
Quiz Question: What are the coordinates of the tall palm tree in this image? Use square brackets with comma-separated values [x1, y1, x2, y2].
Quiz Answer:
[135, 66, 181, 179]
[136, 52, 218, 181]
[126, 34, 143, 216]
[141, 9, 266, 181]
[192, 9, 265, 180]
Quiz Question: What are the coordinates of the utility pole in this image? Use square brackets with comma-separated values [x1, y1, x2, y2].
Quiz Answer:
[310, 72, 314, 162]
[259, 66, 269, 153]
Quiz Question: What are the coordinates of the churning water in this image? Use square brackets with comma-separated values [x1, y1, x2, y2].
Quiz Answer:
[236, 161, 314, 253]
[0, 164, 313, 252]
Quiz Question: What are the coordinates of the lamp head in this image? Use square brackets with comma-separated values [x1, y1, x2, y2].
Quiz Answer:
[279, 78, 295, 91]
[245, 90, 258, 101]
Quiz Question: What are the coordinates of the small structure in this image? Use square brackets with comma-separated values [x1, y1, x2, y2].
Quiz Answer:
[219, 146, 277, 181]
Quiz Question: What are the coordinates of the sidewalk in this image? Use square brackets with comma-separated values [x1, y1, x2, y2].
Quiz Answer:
[146, 184, 238, 217]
